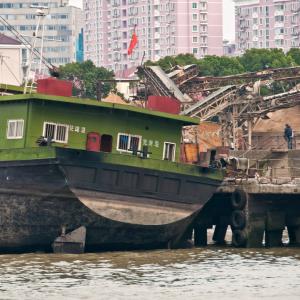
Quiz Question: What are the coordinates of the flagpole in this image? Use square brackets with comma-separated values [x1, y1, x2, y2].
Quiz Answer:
[141, 51, 146, 66]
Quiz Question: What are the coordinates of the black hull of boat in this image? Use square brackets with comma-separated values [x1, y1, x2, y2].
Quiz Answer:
[0, 151, 222, 253]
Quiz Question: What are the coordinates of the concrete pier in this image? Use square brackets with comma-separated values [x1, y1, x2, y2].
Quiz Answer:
[192, 149, 300, 248]
[214, 178, 300, 248]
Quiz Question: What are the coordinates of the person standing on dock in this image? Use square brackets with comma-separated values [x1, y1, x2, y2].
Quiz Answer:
[284, 124, 293, 149]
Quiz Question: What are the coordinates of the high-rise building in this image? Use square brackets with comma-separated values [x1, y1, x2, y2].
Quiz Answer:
[84, 0, 223, 74]
[235, 0, 300, 53]
[0, 0, 83, 75]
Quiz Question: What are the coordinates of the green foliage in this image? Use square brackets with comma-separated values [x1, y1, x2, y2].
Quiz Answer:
[238, 48, 294, 72]
[59, 60, 115, 99]
[145, 54, 198, 72]
[287, 48, 300, 65]
[197, 55, 245, 76]
[145, 48, 300, 78]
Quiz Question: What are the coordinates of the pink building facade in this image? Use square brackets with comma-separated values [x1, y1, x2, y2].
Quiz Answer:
[84, 0, 223, 73]
[235, 0, 300, 53]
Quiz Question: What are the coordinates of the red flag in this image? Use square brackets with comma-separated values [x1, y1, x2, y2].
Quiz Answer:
[128, 27, 138, 55]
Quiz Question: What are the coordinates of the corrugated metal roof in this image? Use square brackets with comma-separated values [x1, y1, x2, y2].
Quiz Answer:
[181, 85, 235, 116]
[148, 66, 193, 103]
[0, 93, 199, 125]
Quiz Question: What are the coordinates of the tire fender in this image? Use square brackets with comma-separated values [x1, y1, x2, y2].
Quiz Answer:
[232, 229, 247, 247]
[231, 210, 246, 230]
[231, 189, 247, 210]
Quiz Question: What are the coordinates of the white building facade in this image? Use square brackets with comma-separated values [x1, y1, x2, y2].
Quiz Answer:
[0, 0, 83, 74]
[235, 0, 300, 53]
[84, 0, 223, 74]
[0, 34, 28, 86]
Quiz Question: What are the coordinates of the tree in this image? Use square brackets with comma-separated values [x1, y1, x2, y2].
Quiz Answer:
[197, 55, 245, 76]
[145, 54, 199, 72]
[287, 48, 300, 65]
[238, 48, 295, 72]
[59, 60, 115, 99]
[145, 53, 244, 76]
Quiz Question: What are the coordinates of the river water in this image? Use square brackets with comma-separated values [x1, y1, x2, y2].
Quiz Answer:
[0, 246, 300, 300]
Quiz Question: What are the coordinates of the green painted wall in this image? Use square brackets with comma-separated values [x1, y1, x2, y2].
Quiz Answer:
[11, 100, 184, 161]
[0, 101, 28, 149]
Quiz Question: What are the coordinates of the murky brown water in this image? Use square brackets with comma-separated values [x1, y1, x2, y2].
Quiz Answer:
[0, 246, 300, 300]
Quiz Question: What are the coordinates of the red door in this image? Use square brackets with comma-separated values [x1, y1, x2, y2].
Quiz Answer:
[86, 132, 101, 152]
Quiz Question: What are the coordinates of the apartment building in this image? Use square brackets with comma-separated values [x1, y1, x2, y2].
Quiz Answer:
[84, 0, 223, 73]
[0, 0, 83, 75]
[235, 0, 300, 53]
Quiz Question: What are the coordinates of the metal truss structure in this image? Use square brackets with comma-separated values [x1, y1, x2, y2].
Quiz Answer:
[139, 65, 300, 150]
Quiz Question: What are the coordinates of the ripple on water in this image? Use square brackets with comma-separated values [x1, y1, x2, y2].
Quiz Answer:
[0, 248, 300, 300]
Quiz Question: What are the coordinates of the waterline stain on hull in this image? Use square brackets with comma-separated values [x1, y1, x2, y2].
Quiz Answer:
[0, 149, 223, 253]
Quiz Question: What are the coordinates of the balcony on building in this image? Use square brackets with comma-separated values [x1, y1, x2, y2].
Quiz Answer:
[154, 43, 160, 50]
[112, 0, 120, 7]
[154, 32, 160, 39]
[274, 10, 284, 17]
[274, 22, 284, 28]
[154, 9, 160, 17]
[113, 44, 121, 51]
[275, 34, 284, 40]
[112, 12, 120, 18]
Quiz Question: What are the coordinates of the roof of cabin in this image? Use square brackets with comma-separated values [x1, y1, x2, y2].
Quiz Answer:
[0, 93, 199, 125]
[0, 34, 21, 45]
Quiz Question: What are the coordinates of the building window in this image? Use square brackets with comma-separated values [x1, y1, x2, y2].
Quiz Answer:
[192, 25, 198, 32]
[43, 122, 69, 143]
[117, 133, 142, 152]
[192, 36, 198, 43]
[192, 13, 198, 20]
[7, 119, 24, 139]
[193, 48, 198, 54]
[163, 142, 176, 161]
[192, 3, 197, 9]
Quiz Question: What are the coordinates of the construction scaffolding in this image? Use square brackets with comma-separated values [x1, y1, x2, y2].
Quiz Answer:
[138, 65, 300, 150]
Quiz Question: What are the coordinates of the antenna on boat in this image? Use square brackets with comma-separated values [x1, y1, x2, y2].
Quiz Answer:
[23, 5, 49, 94]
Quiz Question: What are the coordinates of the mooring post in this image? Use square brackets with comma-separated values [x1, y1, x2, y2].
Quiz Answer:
[286, 215, 300, 245]
[265, 211, 285, 247]
[194, 223, 208, 246]
[213, 216, 229, 244]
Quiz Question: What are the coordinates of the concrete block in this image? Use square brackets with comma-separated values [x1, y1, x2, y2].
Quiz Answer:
[52, 226, 86, 254]
[272, 177, 292, 185]
[258, 177, 271, 184]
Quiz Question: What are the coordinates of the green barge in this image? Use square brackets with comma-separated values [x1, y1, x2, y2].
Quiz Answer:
[0, 92, 223, 252]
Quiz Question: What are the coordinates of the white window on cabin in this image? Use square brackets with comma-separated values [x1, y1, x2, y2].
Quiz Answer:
[7, 119, 24, 139]
[163, 142, 176, 161]
[43, 122, 69, 143]
[117, 133, 142, 152]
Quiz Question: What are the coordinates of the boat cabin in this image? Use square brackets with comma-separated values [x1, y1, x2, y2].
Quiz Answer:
[0, 93, 198, 162]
